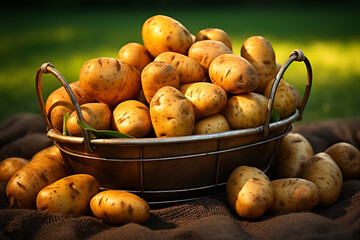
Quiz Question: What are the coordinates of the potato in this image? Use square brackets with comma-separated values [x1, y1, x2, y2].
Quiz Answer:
[90, 190, 150, 224]
[112, 100, 152, 138]
[264, 79, 295, 119]
[301, 152, 343, 207]
[226, 166, 274, 218]
[154, 51, 205, 84]
[179, 82, 227, 120]
[193, 114, 230, 135]
[118, 42, 152, 72]
[195, 28, 232, 50]
[325, 142, 360, 180]
[268, 178, 320, 214]
[0, 157, 29, 181]
[241, 36, 277, 93]
[36, 174, 99, 216]
[6, 145, 70, 209]
[142, 15, 193, 57]
[286, 82, 302, 109]
[221, 92, 268, 129]
[66, 102, 112, 137]
[45, 81, 95, 132]
[31, 145, 61, 160]
[209, 54, 259, 94]
[79, 57, 141, 106]
[188, 40, 233, 73]
[141, 61, 180, 104]
[150, 86, 195, 137]
[275, 133, 314, 178]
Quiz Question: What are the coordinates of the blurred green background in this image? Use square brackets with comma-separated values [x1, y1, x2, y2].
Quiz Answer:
[1, 0, 359, 124]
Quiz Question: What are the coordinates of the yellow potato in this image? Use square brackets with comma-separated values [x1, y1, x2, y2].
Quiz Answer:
[286, 82, 302, 109]
[118, 42, 152, 72]
[90, 190, 150, 224]
[142, 15, 193, 57]
[301, 152, 343, 207]
[188, 40, 233, 73]
[221, 92, 268, 129]
[209, 54, 259, 94]
[141, 61, 180, 104]
[66, 102, 112, 137]
[79, 57, 141, 106]
[268, 178, 320, 214]
[179, 82, 227, 120]
[226, 166, 274, 218]
[154, 51, 205, 84]
[241, 36, 277, 93]
[112, 100, 152, 138]
[264, 79, 295, 119]
[0, 157, 29, 181]
[275, 133, 314, 178]
[45, 81, 95, 132]
[193, 114, 230, 135]
[325, 142, 360, 180]
[36, 174, 99, 216]
[6, 146, 70, 209]
[195, 28, 232, 50]
[150, 86, 195, 137]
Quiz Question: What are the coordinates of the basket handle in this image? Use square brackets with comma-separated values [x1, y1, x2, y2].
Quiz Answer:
[263, 49, 312, 137]
[35, 62, 94, 152]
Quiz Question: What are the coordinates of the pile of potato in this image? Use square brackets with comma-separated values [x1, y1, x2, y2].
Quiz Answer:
[45, 14, 301, 138]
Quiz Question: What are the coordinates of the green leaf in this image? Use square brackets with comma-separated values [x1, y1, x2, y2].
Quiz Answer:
[270, 108, 281, 122]
[76, 120, 135, 139]
[62, 112, 70, 136]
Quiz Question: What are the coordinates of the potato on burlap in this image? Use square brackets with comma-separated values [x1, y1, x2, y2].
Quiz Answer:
[0, 157, 29, 181]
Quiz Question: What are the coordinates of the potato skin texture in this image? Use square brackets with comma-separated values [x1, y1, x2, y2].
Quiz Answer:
[275, 133, 314, 178]
[222, 92, 268, 129]
[195, 28, 232, 50]
[150, 86, 195, 137]
[36, 174, 99, 216]
[241, 36, 277, 93]
[66, 102, 112, 137]
[154, 52, 205, 84]
[268, 178, 320, 214]
[142, 15, 193, 58]
[90, 190, 150, 224]
[79, 57, 141, 106]
[193, 114, 230, 135]
[6, 146, 70, 209]
[286, 82, 302, 109]
[209, 54, 259, 94]
[118, 42, 152, 72]
[325, 142, 360, 180]
[301, 152, 343, 207]
[0, 157, 29, 181]
[226, 166, 274, 218]
[141, 61, 180, 104]
[112, 100, 152, 138]
[180, 82, 227, 120]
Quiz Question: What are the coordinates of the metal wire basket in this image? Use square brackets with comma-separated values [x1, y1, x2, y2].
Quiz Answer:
[35, 49, 312, 205]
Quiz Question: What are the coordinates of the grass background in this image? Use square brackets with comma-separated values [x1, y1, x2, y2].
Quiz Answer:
[0, 3, 359, 124]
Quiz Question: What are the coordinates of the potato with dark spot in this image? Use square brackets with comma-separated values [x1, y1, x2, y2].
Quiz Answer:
[90, 190, 150, 224]
[301, 152, 343, 207]
[142, 15, 193, 58]
[221, 92, 268, 129]
[141, 61, 180, 104]
[36, 174, 99, 216]
[193, 114, 230, 135]
[325, 142, 360, 180]
[6, 145, 70, 209]
[226, 166, 274, 218]
[195, 28, 232, 50]
[209, 54, 259, 94]
[66, 102, 112, 137]
[150, 86, 195, 137]
[154, 51, 205, 84]
[112, 100, 152, 138]
[180, 82, 227, 120]
[0, 157, 29, 181]
[118, 42, 152, 72]
[268, 178, 320, 214]
[79, 57, 141, 106]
